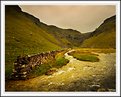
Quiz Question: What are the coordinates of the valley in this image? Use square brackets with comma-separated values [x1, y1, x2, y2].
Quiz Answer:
[6, 48, 116, 91]
[5, 5, 116, 92]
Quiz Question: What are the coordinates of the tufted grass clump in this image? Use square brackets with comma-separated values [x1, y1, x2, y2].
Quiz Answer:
[28, 51, 69, 78]
[69, 51, 99, 62]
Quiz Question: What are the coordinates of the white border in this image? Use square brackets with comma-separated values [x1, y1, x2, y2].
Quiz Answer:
[1, 1, 120, 5]
[1, 1, 120, 96]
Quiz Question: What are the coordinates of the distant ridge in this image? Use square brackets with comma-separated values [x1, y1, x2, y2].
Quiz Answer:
[81, 15, 116, 48]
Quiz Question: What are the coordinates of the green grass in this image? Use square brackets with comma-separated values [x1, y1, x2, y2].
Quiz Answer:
[5, 6, 62, 79]
[5, 6, 83, 79]
[68, 48, 115, 62]
[74, 54, 99, 62]
[73, 48, 116, 53]
[69, 51, 99, 62]
[55, 51, 69, 67]
[81, 15, 116, 48]
[28, 51, 69, 78]
[28, 63, 51, 78]
[81, 31, 116, 48]
[5, 6, 116, 80]
[56, 57, 69, 67]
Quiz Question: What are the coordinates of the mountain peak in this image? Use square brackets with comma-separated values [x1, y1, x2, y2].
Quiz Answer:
[104, 15, 116, 23]
[5, 5, 21, 12]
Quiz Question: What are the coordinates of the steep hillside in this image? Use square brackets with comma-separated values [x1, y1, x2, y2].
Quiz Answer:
[5, 5, 116, 79]
[81, 15, 116, 48]
[5, 5, 62, 78]
[22, 12, 84, 47]
[37, 24, 84, 47]
[5, 5, 83, 78]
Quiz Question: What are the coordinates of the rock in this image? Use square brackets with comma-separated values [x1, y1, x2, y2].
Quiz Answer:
[15, 75, 19, 78]
[97, 88, 107, 92]
[67, 67, 75, 71]
[21, 65, 26, 68]
[45, 68, 57, 75]
[19, 72, 27, 75]
[108, 89, 116, 92]
[89, 84, 100, 91]
[61, 83, 65, 85]
[14, 62, 17, 66]
[11, 50, 64, 80]
[21, 75, 27, 78]
[54, 70, 65, 75]
[48, 82, 53, 85]
[92, 75, 96, 77]
[12, 69, 17, 73]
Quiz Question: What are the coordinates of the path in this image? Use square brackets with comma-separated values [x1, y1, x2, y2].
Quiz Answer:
[6, 50, 116, 91]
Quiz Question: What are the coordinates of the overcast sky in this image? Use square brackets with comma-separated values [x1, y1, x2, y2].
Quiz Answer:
[20, 5, 115, 33]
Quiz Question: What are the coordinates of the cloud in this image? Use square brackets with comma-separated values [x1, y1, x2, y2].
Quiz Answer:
[20, 5, 115, 33]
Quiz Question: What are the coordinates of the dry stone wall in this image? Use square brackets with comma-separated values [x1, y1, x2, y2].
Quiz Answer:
[11, 50, 64, 80]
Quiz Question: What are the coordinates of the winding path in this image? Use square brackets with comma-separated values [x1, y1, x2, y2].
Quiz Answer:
[6, 50, 116, 91]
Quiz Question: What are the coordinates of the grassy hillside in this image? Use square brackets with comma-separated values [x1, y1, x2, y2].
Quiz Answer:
[22, 12, 84, 48]
[38, 25, 84, 47]
[5, 5, 116, 79]
[5, 5, 84, 79]
[81, 15, 116, 48]
[5, 5, 62, 79]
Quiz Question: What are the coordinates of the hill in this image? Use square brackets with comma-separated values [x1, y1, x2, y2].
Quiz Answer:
[22, 10, 85, 48]
[5, 5, 116, 79]
[5, 5, 60, 78]
[81, 15, 116, 48]
[5, 5, 84, 78]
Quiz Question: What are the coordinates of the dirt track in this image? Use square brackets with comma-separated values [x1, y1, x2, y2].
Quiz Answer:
[6, 50, 116, 91]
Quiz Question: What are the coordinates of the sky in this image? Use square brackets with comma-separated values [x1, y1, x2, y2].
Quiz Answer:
[20, 5, 115, 33]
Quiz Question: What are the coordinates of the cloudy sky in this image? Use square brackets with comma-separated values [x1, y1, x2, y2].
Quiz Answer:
[20, 5, 115, 33]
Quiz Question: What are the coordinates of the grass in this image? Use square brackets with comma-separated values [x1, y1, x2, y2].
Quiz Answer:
[56, 57, 69, 67]
[5, 6, 116, 80]
[74, 54, 99, 62]
[72, 48, 116, 53]
[68, 50, 99, 62]
[28, 51, 69, 78]
[81, 30, 116, 48]
[68, 48, 116, 62]
[55, 51, 69, 68]
[81, 15, 115, 48]
[5, 6, 62, 79]
[28, 63, 51, 78]
[5, 6, 82, 79]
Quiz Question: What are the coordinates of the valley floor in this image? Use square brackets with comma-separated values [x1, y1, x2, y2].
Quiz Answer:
[5, 49, 116, 91]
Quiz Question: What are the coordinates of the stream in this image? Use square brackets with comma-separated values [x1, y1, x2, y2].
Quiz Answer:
[6, 50, 116, 91]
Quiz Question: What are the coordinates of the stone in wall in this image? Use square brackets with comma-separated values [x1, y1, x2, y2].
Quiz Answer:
[11, 50, 65, 80]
